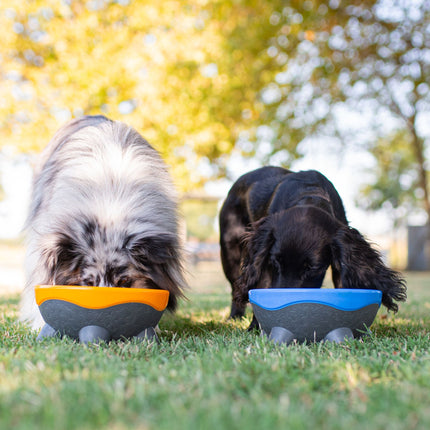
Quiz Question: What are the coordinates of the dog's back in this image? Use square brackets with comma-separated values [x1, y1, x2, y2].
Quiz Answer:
[267, 170, 348, 224]
[220, 167, 347, 227]
[28, 116, 177, 227]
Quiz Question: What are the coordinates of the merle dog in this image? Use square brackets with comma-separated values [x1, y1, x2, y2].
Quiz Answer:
[21, 116, 187, 329]
[219, 166, 406, 329]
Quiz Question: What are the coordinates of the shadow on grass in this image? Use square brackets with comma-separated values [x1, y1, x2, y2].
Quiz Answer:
[370, 306, 430, 340]
[159, 310, 252, 341]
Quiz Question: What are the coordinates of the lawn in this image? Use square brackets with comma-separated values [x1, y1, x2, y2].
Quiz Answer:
[1, 262, 430, 430]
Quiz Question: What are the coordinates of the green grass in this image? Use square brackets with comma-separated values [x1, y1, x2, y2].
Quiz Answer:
[1, 264, 430, 430]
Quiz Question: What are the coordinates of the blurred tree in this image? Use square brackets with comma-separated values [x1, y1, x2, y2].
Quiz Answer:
[358, 129, 420, 227]
[257, 0, 430, 221]
[0, 0, 287, 190]
[1, 0, 429, 222]
[180, 196, 219, 241]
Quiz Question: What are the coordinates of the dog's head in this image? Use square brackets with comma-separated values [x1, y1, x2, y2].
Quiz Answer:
[238, 207, 336, 291]
[236, 206, 406, 312]
[41, 217, 185, 311]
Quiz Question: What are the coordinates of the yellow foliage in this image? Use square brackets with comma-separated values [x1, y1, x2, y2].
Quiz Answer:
[0, 0, 234, 188]
[0, 0, 287, 189]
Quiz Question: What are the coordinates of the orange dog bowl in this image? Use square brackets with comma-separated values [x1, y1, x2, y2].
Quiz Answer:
[35, 285, 169, 343]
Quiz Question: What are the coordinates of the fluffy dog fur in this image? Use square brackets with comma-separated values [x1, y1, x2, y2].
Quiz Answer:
[219, 166, 407, 329]
[21, 115, 187, 329]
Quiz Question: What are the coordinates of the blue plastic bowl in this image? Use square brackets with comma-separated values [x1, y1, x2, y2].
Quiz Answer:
[249, 288, 382, 344]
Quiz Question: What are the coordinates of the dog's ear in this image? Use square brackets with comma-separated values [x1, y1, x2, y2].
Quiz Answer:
[41, 233, 82, 283]
[128, 233, 185, 311]
[234, 217, 274, 305]
[128, 233, 179, 265]
[331, 226, 407, 312]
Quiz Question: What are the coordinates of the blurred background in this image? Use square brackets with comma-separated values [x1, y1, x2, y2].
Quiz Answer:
[1, 0, 430, 293]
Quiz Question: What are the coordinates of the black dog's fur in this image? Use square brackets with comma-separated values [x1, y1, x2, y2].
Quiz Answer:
[219, 166, 406, 329]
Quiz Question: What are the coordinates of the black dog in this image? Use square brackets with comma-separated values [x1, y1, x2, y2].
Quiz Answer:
[219, 166, 406, 329]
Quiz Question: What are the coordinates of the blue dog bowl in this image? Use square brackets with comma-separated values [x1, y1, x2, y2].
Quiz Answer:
[249, 289, 382, 344]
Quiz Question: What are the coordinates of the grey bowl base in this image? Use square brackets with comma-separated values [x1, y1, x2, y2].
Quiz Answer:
[253, 302, 379, 344]
[37, 323, 159, 344]
[37, 300, 164, 343]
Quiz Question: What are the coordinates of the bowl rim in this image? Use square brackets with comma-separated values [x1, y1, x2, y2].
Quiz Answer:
[35, 285, 169, 311]
[248, 288, 382, 311]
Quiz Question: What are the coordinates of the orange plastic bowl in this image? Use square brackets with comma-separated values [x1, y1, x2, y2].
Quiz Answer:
[35, 285, 169, 343]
